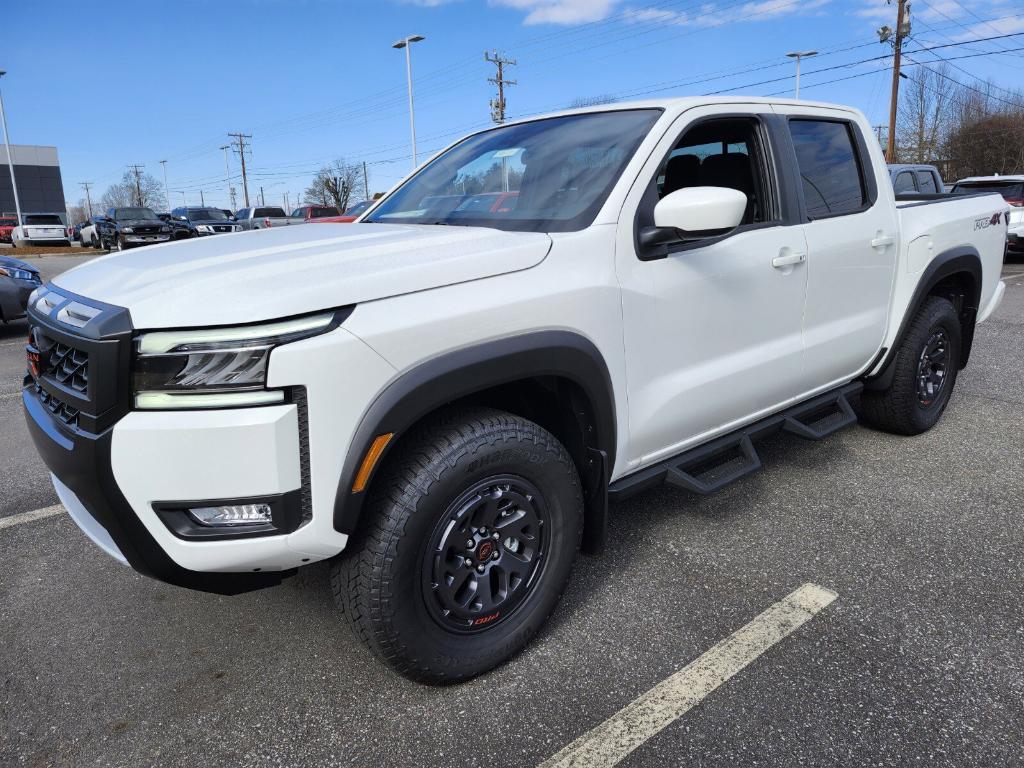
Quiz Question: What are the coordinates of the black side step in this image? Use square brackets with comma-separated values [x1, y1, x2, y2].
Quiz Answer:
[782, 390, 857, 440]
[608, 382, 862, 502]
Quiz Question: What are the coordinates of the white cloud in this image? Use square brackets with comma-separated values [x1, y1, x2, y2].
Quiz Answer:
[624, 0, 830, 30]
[489, 0, 620, 25]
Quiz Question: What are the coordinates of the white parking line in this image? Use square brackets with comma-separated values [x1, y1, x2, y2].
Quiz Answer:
[0, 504, 64, 530]
[538, 583, 838, 768]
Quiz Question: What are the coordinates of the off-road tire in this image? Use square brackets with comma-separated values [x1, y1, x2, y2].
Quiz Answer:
[857, 296, 962, 435]
[331, 407, 583, 684]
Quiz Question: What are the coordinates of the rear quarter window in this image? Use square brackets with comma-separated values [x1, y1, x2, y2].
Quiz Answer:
[789, 120, 867, 218]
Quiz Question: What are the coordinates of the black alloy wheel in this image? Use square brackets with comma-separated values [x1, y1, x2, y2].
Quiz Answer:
[422, 475, 549, 633]
[916, 329, 949, 406]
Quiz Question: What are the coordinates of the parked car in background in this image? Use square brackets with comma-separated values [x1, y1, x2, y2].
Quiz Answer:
[950, 175, 1024, 255]
[313, 199, 375, 224]
[157, 213, 197, 241]
[234, 206, 295, 230]
[220, 209, 233, 219]
[889, 164, 945, 195]
[70, 222, 86, 243]
[11, 214, 71, 248]
[79, 216, 106, 249]
[456, 190, 520, 214]
[290, 205, 340, 222]
[0, 215, 16, 244]
[170, 207, 242, 236]
[0, 254, 41, 322]
[98, 207, 173, 251]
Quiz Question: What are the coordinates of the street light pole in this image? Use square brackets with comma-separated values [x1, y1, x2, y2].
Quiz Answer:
[0, 71, 24, 227]
[159, 159, 169, 212]
[393, 35, 425, 169]
[785, 50, 818, 99]
[219, 144, 234, 209]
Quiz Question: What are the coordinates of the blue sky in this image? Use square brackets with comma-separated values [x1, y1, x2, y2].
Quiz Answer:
[5, 0, 1023, 211]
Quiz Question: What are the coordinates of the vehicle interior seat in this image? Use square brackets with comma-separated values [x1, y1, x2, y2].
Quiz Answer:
[699, 152, 757, 223]
[661, 154, 701, 197]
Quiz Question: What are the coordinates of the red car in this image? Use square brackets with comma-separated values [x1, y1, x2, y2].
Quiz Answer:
[313, 199, 375, 224]
[0, 216, 17, 244]
[290, 205, 340, 222]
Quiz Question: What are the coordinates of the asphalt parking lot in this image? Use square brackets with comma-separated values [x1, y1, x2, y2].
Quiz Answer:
[2, 254, 1023, 768]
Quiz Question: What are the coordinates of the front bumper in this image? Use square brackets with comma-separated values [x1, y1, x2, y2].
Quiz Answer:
[22, 288, 395, 594]
[124, 234, 171, 244]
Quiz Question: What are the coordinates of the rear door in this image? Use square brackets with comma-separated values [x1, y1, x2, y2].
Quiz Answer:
[772, 105, 897, 387]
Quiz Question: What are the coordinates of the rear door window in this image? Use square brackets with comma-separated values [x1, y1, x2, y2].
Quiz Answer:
[788, 120, 867, 218]
[893, 172, 917, 194]
[918, 172, 937, 194]
[254, 207, 287, 218]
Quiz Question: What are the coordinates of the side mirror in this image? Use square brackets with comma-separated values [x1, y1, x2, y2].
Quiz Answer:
[654, 186, 746, 234]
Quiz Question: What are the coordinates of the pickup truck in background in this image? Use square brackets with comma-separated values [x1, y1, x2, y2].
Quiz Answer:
[98, 207, 173, 251]
[950, 175, 1024, 255]
[234, 206, 296, 230]
[23, 97, 1007, 683]
[11, 214, 71, 248]
[889, 163, 945, 195]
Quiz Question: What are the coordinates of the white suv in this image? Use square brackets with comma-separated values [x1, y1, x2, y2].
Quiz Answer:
[23, 98, 1007, 682]
[950, 175, 1024, 255]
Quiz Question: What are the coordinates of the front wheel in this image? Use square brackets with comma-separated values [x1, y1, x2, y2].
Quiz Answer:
[331, 407, 583, 683]
[858, 296, 962, 435]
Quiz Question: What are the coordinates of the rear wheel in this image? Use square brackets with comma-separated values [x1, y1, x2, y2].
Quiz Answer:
[858, 296, 962, 435]
[331, 407, 583, 683]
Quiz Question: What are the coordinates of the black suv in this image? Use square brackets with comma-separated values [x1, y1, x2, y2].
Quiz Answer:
[99, 207, 173, 251]
[170, 207, 241, 236]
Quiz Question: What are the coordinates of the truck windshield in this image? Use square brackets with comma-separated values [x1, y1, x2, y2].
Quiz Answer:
[115, 208, 157, 220]
[189, 208, 229, 220]
[365, 109, 661, 233]
[950, 181, 1024, 204]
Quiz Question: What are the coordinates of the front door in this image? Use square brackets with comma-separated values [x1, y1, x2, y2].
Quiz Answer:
[615, 107, 810, 469]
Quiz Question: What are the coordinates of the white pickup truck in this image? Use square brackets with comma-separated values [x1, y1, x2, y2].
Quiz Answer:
[23, 98, 1007, 683]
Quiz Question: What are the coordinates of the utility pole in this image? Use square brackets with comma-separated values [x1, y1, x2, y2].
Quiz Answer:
[881, 0, 910, 164]
[200, 189, 205, 206]
[485, 51, 517, 124]
[363, 161, 369, 200]
[259, 185, 265, 206]
[159, 159, 169, 211]
[127, 164, 145, 206]
[228, 132, 252, 207]
[80, 181, 94, 218]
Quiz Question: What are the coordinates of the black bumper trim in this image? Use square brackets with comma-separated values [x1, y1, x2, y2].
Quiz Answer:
[24, 387, 292, 595]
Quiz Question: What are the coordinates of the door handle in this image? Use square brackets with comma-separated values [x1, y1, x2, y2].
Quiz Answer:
[871, 234, 895, 249]
[772, 250, 806, 268]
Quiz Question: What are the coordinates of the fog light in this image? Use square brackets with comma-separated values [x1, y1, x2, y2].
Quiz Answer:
[188, 504, 273, 527]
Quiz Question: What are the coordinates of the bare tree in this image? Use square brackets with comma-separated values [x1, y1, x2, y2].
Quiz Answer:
[896, 64, 951, 164]
[943, 75, 1024, 179]
[99, 170, 165, 210]
[66, 201, 89, 225]
[303, 158, 362, 212]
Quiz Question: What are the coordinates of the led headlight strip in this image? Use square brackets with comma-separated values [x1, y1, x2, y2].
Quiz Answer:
[133, 311, 339, 410]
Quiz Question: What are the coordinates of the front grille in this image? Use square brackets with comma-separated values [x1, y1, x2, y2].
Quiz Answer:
[133, 225, 161, 234]
[213, 225, 233, 232]
[36, 384, 80, 428]
[46, 341, 89, 395]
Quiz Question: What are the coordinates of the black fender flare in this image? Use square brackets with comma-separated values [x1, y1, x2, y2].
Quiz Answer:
[333, 330, 617, 535]
[865, 246, 982, 390]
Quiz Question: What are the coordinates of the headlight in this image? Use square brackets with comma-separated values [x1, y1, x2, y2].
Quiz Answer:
[160, 226, 171, 233]
[0, 266, 36, 281]
[196, 224, 213, 233]
[133, 311, 340, 409]
[122, 227, 134, 233]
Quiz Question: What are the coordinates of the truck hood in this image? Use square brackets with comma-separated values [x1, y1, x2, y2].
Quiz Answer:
[52, 223, 552, 328]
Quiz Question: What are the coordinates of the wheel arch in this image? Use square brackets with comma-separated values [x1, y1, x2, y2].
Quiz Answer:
[333, 330, 617, 552]
[866, 246, 981, 390]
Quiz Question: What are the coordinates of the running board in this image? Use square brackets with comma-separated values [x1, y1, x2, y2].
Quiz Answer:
[608, 382, 862, 502]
